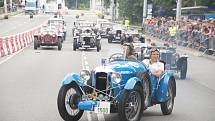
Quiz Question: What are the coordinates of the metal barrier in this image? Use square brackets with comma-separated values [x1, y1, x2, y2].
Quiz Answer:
[143, 24, 215, 56]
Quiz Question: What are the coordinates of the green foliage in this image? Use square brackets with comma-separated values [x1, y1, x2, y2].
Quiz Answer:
[104, 0, 110, 8]
[118, 0, 143, 24]
[65, 0, 90, 9]
[0, 0, 3, 7]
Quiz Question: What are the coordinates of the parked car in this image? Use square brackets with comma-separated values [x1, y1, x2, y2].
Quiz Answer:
[73, 27, 101, 52]
[33, 26, 63, 50]
[57, 53, 176, 121]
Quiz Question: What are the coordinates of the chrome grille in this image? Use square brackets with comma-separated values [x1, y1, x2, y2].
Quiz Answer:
[96, 72, 108, 92]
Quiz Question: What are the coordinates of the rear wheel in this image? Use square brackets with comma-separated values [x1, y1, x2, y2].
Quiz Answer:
[57, 84, 84, 121]
[160, 81, 175, 115]
[118, 85, 144, 121]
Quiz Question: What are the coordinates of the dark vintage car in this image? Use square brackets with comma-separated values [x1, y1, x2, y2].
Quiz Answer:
[95, 19, 113, 38]
[121, 29, 144, 45]
[138, 45, 188, 79]
[73, 27, 101, 52]
[57, 53, 176, 121]
[107, 25, 125, 43]
[34, 26, 64, 50]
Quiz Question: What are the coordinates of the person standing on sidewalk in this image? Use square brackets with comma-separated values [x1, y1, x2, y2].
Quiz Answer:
[168, 23, 177, 45]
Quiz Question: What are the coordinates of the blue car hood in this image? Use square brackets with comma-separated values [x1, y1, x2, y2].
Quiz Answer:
[94, 61, 147, 74]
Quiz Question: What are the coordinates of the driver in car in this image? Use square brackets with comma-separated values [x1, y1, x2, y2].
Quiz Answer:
[123, 43, 137, 60]
[142, 48, 164, 78]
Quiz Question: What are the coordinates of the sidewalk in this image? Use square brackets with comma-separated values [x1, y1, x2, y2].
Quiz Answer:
[0, 9, 23, 20]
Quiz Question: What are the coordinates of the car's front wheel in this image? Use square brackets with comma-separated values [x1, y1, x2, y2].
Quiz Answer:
[73, 39, 77, 51]
[34, 38, 37, 50]
[58, 38, 62, 51]
[57, 84, 84, 121]
[160, 80, 175, 115]
[118, 85, 144, 121]
[96, 40, 101, 52]
[180, 59, 187, 79]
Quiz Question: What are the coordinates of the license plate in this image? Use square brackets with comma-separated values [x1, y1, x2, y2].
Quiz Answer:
[115, 37, 120, 39]
[94, 101, 110, 114]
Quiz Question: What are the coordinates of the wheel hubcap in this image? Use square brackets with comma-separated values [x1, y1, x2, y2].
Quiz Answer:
[65, 88, 80, 116]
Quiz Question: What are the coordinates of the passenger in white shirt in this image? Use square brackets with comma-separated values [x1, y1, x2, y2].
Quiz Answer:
[142, 48, 164, 78]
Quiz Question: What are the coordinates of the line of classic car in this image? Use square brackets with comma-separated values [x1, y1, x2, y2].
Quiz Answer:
[32, 16, 186, 121]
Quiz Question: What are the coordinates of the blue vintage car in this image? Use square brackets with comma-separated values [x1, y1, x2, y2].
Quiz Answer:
[57, 53, 176, 121]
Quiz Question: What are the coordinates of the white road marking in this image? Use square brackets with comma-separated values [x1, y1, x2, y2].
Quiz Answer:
[97, 114, 105, 121]
[0, 47, 26, 65]
[87, 111, 92, 121]
[81, 51, 106, 121]
[85, 61, 89, 66]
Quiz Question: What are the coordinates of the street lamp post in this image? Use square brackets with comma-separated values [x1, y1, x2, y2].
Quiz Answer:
[176, 0, 182, 21]
[142, 0, 147, 27]
[4, 0, 7, 14]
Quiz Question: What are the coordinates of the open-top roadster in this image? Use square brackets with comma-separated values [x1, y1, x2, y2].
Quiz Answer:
[57, 53, 176, 121]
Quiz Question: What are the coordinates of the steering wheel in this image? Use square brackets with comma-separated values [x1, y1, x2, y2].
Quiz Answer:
[109, 53, 124, 62]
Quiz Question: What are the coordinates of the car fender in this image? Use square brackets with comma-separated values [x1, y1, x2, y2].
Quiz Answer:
[156, 72, 176, 102]
[124, 77, 143, 90]
[62, 73, 84, 86]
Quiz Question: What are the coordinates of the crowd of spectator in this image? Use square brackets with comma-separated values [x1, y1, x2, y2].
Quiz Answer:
[143, 17, 215, 55]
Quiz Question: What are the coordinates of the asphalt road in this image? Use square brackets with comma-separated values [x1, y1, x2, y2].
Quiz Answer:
[0, 13, 51, 37]
[0, 10, 215, 121]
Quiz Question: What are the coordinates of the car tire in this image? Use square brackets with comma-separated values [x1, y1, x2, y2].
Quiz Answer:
[58, 38, 62, 51]
[34, 39, 37, 50]
[57, 83, 84, 121]
[160, 80, 175, 115]
[118, 85, 144, 121]
[73, 39, 77, 51]
[137, 72, 150, 109]
[180, 59, 187, 79]
[96, 40, 100, 52]
[108, 38, 112, 43]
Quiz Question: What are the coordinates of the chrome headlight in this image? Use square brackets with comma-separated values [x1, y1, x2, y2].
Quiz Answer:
[80, 70, 91, 82]
[111, 72, 122, 84]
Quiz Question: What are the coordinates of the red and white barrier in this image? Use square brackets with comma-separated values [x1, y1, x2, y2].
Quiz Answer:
[0, 26, 41, 58]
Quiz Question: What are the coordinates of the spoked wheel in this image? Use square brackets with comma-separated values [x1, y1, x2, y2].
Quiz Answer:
[137, 72, 150, 109]
[160, 81, 175, 115]
[57, 84, 84, 121]
[118, 85, 144, 121]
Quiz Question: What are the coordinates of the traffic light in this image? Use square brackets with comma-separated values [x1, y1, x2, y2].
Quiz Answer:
[114, 0, 116, 4]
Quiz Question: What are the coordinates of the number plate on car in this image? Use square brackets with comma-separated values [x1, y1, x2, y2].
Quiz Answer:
[94, 101, 110, 114]
[115, 37, 120, 39]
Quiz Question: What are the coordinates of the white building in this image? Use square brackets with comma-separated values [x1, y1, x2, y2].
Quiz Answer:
[90, 0, 104, 11]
